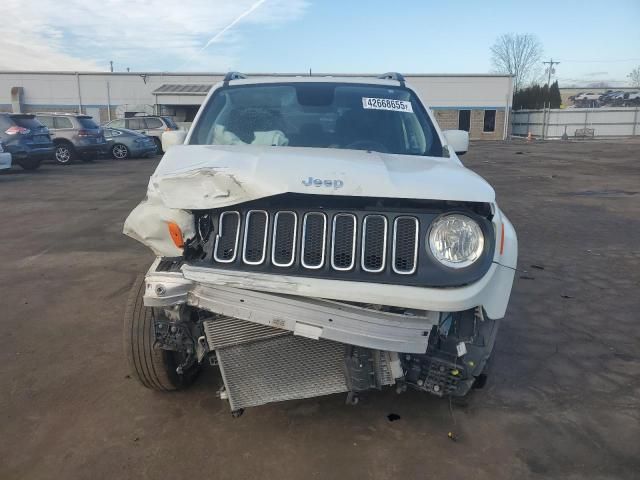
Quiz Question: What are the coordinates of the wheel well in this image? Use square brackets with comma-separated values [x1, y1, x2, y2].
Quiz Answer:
[54, 139, 74, 149]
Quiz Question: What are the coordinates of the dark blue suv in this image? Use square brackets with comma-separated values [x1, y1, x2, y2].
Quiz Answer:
[0, 113, 54, 170]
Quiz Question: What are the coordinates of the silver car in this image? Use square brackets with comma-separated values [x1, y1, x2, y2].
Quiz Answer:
[104, 127, 157, 159]
[103, 116, 178, 153]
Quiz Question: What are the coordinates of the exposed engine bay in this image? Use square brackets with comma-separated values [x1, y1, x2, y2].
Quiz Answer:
[150, 293, 498, 412]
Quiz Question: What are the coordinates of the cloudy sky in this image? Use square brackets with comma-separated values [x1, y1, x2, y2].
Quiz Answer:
[1, 0, 639, 86]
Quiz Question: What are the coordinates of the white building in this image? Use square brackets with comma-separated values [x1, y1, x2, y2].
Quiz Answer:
[0, 71, 513, 140]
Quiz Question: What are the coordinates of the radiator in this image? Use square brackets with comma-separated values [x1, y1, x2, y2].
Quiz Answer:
[203, 316, 396, 410]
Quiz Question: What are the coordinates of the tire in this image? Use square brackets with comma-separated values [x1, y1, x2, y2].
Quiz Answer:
[152, 137, 163, 154]
[54, 142, 76, 165]
[112, 143, 129, 160]
[18, 158, 42, 170]
[123, 275, 199, 391]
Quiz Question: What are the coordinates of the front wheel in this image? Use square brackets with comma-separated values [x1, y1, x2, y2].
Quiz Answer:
[112, 143, 129, 160]
[54, 143, 75, 164]
[123, 275, 200, 391]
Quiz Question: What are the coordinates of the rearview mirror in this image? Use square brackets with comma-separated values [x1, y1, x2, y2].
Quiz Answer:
[162, 130, 187, 152]
[443, 130, 469, 156]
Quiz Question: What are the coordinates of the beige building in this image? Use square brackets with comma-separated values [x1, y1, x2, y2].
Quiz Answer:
[0, 71, 513, 140]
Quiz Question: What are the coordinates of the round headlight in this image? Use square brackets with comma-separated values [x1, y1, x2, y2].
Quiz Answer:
[428, 214, 484, 268]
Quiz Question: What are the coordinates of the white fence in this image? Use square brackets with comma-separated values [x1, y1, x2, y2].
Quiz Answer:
[511, 108, 640, 138]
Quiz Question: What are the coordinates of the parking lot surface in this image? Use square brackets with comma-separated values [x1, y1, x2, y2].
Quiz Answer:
[1, 141, 639, 480]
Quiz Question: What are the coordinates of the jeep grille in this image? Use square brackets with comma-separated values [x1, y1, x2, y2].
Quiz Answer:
[203, 204, 494, 288]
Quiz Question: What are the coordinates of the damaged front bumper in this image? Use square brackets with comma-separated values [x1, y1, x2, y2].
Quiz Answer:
[146, 258, 438, 353]
[144, 257, 505, 409]
[144, 255, 514, 353]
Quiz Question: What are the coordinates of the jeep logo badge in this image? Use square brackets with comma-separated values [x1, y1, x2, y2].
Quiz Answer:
[302, 177, 344, 189]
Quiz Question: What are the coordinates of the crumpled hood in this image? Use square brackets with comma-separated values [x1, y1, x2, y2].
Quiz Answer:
[151, 144, 495, 210]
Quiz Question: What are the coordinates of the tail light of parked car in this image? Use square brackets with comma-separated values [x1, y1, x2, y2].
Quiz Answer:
[78, 129, 95, 137]
[5, 126, 30, 135]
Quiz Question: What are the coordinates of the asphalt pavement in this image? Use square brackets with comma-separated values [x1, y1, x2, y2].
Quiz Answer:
[1, 141, 639, 479]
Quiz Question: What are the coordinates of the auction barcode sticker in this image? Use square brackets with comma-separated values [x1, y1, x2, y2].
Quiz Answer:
[362, 97, 413, 113]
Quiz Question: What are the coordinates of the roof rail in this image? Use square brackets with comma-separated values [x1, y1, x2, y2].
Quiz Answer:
[377, 72, 406, 86]
[33, 111, 77, 116]
[223, 71, 248, 86]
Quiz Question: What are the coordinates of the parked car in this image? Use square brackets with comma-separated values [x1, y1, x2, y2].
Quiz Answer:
[103, 116, 178, 153]
[0, 113, 54, 170]
[35, 113, 108, 165]
[624, 91, 640, 106]
[0, 140, 12, 171]
[575, 92, 602, 101]
[104, 127, 157, 159]
[122, 72, 518, 414]
[599, 91, 622, 103]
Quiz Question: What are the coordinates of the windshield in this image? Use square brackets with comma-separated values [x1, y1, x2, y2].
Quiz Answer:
[189, 83, 443, 157]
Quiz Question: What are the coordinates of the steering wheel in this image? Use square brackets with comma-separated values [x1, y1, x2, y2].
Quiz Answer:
[345, 140, 389, 153]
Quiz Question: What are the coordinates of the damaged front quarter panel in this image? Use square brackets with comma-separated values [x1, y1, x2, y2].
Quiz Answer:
[123, 183, 195, 257]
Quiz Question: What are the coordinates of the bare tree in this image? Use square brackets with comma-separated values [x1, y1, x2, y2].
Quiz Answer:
[628, 67, 640, 88]
[491, 33, 543, 92]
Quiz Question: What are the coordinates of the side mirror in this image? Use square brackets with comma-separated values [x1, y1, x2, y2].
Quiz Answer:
[443, 130, 469, 156]
[161, 130, 187, 152]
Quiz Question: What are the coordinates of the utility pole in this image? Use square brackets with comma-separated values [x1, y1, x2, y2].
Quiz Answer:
[543, 58, 560, 108]
[541, 58, 560, 139]
[109, 60, 114, 73]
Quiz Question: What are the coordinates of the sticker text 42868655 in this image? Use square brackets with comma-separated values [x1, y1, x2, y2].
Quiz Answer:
[361, 97, 413, 113]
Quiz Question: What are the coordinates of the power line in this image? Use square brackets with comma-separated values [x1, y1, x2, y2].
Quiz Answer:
[557, 58, 640, 63]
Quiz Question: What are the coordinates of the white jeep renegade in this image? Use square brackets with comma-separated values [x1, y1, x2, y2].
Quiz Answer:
[123, 72, 517, 414]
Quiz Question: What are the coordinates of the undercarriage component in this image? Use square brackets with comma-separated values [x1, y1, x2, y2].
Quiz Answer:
[403, 354, 463, 396]
[153, 306, 205, 374]
[154, 316, 195, 352]
[344, 346, 395, 391]
[123, 275, 201, 391]
[401, 308, 499, 397]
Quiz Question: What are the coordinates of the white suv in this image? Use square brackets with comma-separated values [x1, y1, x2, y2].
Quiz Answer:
[122, 72, 518, 414]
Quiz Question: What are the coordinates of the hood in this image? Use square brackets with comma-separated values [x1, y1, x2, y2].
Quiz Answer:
[150, 144, 495, 210]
